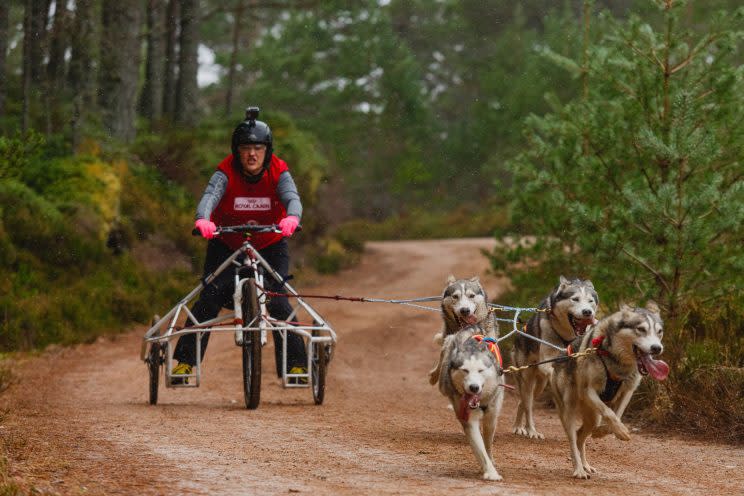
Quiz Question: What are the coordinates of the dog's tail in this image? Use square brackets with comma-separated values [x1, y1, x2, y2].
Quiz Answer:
[433, 332, 444, 346]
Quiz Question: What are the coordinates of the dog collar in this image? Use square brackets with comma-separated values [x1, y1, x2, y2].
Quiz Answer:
[471, 335, 503, 368]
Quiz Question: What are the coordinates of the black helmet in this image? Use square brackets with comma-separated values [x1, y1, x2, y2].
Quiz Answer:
[231, 106, 273, 171]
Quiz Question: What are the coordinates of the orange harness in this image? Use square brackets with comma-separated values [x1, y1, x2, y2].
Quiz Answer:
[471, 335, 503, 368]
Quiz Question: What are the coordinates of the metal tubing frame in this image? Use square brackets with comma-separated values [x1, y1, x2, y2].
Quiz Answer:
[141, 239, 337, 391]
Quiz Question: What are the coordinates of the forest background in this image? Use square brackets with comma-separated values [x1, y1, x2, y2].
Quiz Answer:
[0, 0, 742, 442]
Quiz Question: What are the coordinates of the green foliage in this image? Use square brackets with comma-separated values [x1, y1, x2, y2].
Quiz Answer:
[0, 131, 45, 181]
[490, 2, 744, 322]
[0, 130, 203, 351]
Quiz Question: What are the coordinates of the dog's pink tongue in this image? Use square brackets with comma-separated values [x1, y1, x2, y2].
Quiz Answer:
[464, 315, 478, 325]
[641, 354, 670, 381]
[574, 318, 593, 334]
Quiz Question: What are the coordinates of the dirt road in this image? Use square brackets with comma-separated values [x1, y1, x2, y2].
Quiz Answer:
[2, 239, 742, 495]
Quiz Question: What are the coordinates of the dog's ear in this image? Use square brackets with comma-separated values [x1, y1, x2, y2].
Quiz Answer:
[559, 275, 568, 285]
[469, 276, 480, 284]
[645, 300, 660, 314]
[447, 274, 457, 284]
[584, 279, 595, 289]
[619, 302, 633, 312]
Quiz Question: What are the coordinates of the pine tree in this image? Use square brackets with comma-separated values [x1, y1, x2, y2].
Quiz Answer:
[491, 1, 744, 329]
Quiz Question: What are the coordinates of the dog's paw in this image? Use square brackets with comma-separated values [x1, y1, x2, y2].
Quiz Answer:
[427, 369, 438, 385]
[583, 463, 598, 474]
[572, 468, 591, 479]
[613, 423, 631, 441]
[482, 470, 503, 482]
[513, 426, 527, 436]
[526, 428, 545, 440]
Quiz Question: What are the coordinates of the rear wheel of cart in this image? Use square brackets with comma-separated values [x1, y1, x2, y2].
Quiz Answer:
[242, 279, 262, 409]
[147, 342, 162, 405]
[311, 326, 328, 405]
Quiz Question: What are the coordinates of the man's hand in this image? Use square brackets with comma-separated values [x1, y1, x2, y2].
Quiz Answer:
[195, 219, 217, 239]
[278, 216, 300, 237]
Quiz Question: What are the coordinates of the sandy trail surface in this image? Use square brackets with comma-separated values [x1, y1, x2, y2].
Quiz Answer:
[2, 239, 742, 495]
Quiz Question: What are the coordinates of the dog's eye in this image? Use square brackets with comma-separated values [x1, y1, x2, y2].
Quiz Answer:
[572, 297, 580, 302]
[635, 327, 647, 335]
[468, 293, 475, 299]
[478, 369, 484, 373]
[452, 294, 460, 300]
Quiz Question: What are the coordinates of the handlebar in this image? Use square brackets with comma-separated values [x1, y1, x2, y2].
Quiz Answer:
[191, 223, 302, 237]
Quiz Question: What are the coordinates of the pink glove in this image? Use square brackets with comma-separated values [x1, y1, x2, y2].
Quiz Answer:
[195, 219, 217, 239]
[278, 216, 300, 237]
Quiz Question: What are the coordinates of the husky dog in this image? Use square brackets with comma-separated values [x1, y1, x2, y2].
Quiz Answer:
[551, 302, 669, 479]
[429, 276, 497, 385]
[511, 276, 598, 439]
[436, 325, 505, 481]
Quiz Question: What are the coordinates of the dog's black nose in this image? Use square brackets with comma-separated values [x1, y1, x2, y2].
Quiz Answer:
[459, 308, 471, 316]
[650, 344, 662, 355]
[582, 309, 593, 317]
[469, 384, 480, 394]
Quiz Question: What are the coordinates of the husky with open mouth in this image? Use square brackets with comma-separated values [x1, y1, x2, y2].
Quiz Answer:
[551, 302, 669, 479]
[429, 275, 497, 386]
[436, 325, 506, 481]
[511, 276, 599, 439]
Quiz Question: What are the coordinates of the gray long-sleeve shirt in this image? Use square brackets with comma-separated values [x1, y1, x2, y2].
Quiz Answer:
[195, 170, 303, 221]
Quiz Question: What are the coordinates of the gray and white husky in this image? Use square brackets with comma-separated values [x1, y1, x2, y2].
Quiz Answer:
[511, 276, 599, 439]
[429, 276, 497, 385]
[436, 325, 505, 481]
[551, 302, 669, 479]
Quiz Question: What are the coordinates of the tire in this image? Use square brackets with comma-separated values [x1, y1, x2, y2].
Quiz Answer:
[147, 342, 162, 405]
[311, 328, 328, 405]
[242, 279, 262, 409]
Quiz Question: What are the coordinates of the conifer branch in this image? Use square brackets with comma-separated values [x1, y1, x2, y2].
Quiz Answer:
[622, 247, 672, 294]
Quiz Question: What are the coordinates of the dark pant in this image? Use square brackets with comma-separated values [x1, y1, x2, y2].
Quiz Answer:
[173, 238, 307, 376]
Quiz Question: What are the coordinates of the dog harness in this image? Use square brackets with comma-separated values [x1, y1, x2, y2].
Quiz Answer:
[566, 333, 623, 403]
[471, 335, 503, 368]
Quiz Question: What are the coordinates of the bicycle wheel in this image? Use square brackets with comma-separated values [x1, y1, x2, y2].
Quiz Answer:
[242, 279, 262, 409]
[147, 342, 162, 405]
[311, 327, 328, 405]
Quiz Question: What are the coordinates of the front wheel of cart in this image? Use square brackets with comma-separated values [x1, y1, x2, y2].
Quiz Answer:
[147, 342, 162, 405]
[311, 328, 328, 405]
[242, 280, 262, 409]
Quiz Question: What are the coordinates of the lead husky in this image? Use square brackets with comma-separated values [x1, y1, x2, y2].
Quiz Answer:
[436, 325, 505, 481]
[428, 276, 497, 385]
[551, 302, 669, 479]
[511, 276, 598, 439]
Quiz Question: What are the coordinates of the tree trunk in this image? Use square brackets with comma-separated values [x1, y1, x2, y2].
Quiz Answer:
[69, 0, 99, 151]
[46, 0, 70, 134]
[162, 0, 179, 118]
[175, 0, 199, 125]
[100, 0, 143, 143]
[0, 1, 8, 121]
[224, 2, 245, 117]
[29, 0, 48, 85]
[22, 0, 34, 132]
[141, 0, 166, 122]
[47, 0, 69, 94]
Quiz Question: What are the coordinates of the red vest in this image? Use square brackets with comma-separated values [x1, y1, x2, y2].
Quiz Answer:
[211, 154, 288, 250]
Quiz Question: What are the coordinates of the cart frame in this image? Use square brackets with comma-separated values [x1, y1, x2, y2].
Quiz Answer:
[141, 225, 336, 408]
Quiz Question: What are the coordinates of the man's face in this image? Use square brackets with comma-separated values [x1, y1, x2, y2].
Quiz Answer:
[238, 143, 267, 176]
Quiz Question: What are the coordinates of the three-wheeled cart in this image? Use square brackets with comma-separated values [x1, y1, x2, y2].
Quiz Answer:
[141, 224, 337, 409]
